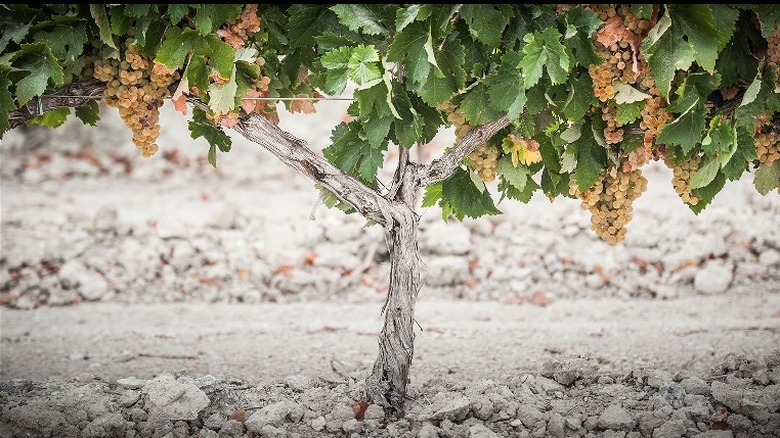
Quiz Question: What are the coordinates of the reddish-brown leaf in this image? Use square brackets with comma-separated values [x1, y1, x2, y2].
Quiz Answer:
[303, 251, 318, 266]
[273, 264, 294, 276]
[194, 276, 225, 290]
[241, 90, 261, 114]
[230, 409, 246, 423]
[289, 94, 316, 114]
[171, 78, 189, 115]
[593, 264, 611, 284]
[530, 290, 551, 307]
[596, 16, 625, 48]
[352, 401, 370, 421]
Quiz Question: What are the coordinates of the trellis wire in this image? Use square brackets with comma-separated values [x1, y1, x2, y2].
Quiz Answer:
[28, 94, 354, 115]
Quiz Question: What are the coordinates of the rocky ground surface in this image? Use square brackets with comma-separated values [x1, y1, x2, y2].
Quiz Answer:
[1, 103, 780, 437]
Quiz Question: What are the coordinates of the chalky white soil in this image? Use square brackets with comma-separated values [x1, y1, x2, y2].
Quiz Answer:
[1, 102, 779, 437]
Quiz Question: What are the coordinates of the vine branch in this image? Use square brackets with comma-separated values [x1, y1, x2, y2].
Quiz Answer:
[419, 114, 510, 186]
[8, 80, 106, 129]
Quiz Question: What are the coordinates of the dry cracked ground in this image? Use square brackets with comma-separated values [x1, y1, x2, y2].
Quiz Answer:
[1, 103, 779, 438]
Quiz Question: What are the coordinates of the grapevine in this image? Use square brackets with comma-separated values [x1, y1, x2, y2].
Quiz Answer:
[3, 2, 780, 418]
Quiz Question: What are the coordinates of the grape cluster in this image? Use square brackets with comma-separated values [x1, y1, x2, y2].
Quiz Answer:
[665, 155, 701, 205]
[589, 64, 617, 102]
[93, 41, 179, 157]
[591, 4, 617, 21]
[467, 142, 499, 182]
[572, 168, 647, 245]
[217, 4, 262, 49]
[438, 101, 499, 182]
[439, 101, 473, 142]
[604, 41, 638, 85]
[602, 105, 624, 144]
[618, 5, 651, 36]
[755, 123, 780, 165]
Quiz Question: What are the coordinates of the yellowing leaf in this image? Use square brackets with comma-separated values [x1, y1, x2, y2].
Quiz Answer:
[503, 134, 541, 167]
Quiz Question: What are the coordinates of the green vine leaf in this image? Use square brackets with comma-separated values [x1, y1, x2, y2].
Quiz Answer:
[0, 75, 14, 137]
[27, 107, 70, 128]
[657, 101, 707, 154]
[689, 158, 720, 190]
[441, 168, 502, 220]
[330, 4, 389, 36]
[754, 161, 780, 195]
[387, 22, 436, 88]
[562, 6, 602, 68]
[75, 100, 100, 127]
[13, 43, 65, 105]
[459, 4, 510, 48]
[89, 4, 117, 49]
[192, 5, 242, 36]
[189, 107, 232, 168]
[518, 27, 570, 89]
[616, 101, 645, 125]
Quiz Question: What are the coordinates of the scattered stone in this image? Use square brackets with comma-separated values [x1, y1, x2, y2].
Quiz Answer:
[711, 381, 742, 411]
[118, 390, 140, 407]
[693, 262, 733, 294]
[204, 412, 225, 430]
[363, 404, 384, 421]
[422, 222, 471, 255]
[598, 404, 635, 430]
[92, 205, 118, 232]
[541, 354, 599, 386]
[424, 394, 471, 422]
[310, 416, 326, 432]
[681, 377, 710, 396]
[116, 377, 148, 390]
[144, 375, 210, 420]
[425, 256, 470, 286]
[547, 412, 566, 438]
[246, 402, 292, 431]
[470, 395, 494, 421]
[691, 431, 735, 438]
[58, 260, 109, 301]
[468, 423, 500, 438]
[342, 419, 361, 434]
[652, 419, 686, 438]
[759, 249, 780, 267]
[516, 404, 546, 428]
[417, 423, 440, 438]
[285, 375, 316, 392]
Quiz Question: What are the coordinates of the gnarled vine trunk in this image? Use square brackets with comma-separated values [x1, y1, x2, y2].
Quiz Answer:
[365, 206, 422, 415]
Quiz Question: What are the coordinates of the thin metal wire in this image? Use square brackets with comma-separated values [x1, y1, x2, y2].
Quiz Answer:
[43, 95, 354, 101]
